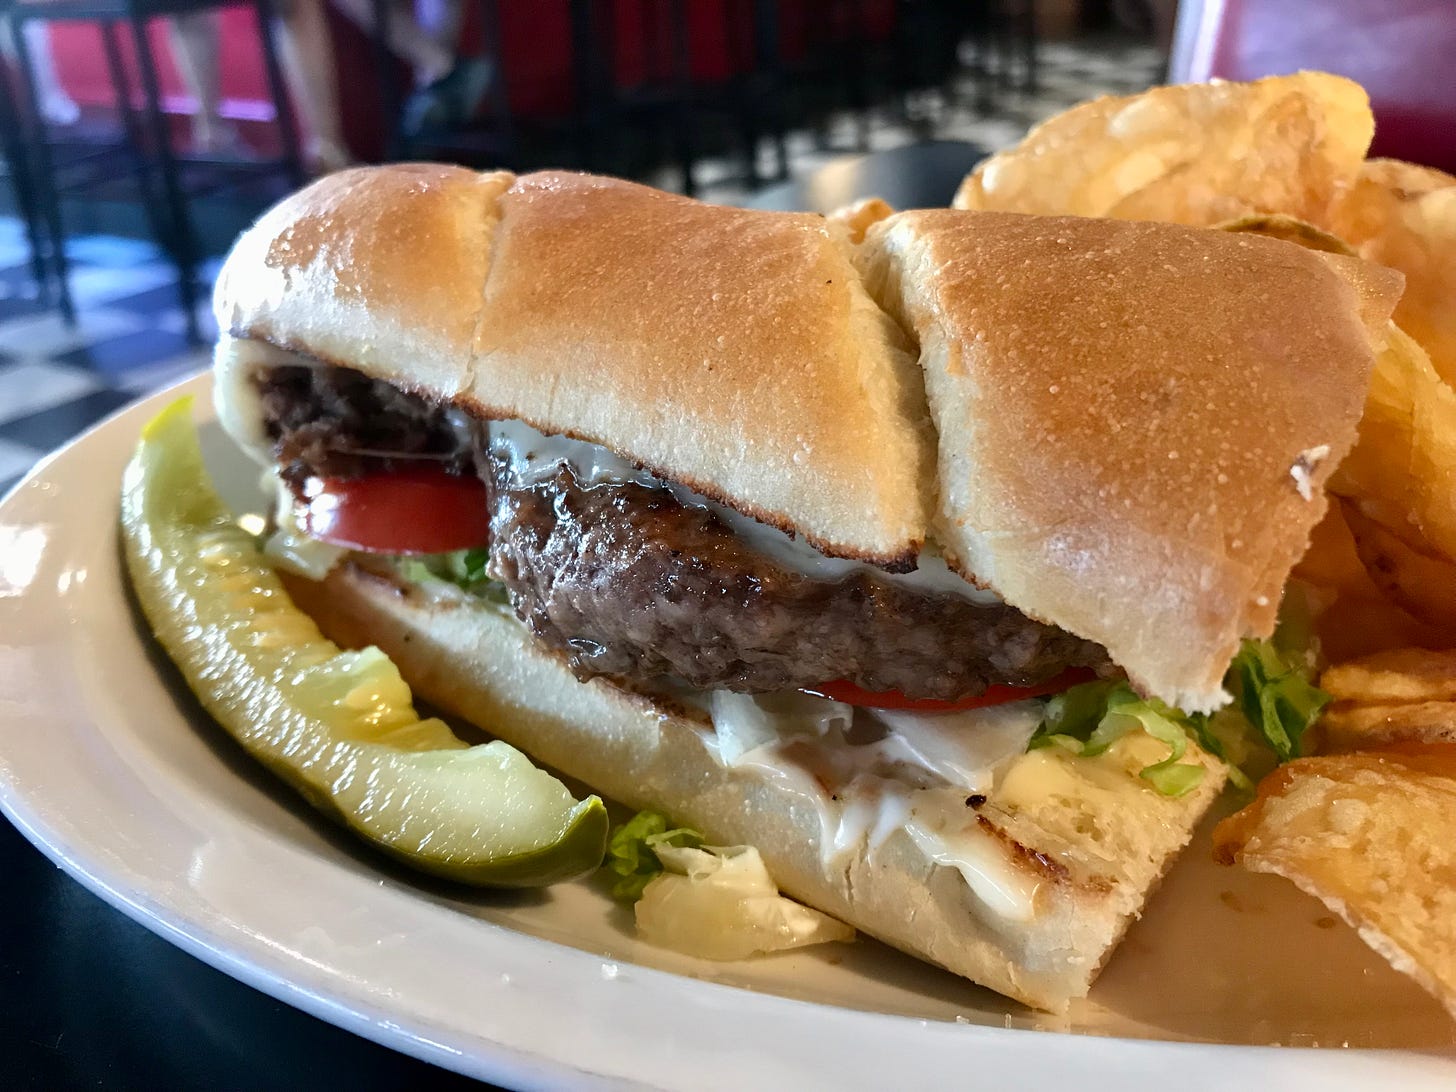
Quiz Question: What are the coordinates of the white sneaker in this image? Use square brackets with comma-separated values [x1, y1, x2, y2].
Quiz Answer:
[39, 91, 80, 127]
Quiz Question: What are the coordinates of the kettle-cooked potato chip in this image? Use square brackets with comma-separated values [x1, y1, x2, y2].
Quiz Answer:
[829, 197, 894, 243]
[1323, 647, 1456, 706]
[1215, 212, 1355, 255]
[1315, 701, 1456, 753]
[1327, 160, 1456, 389]
[1329, 325, 1456, 567]
[1314, 648, 1456, 754]
[1213, 748, 1456, 1020]
[1292, 507, 1455, 663]
[1343, 501, 1456, 629]
[953, 72, 1372, 227]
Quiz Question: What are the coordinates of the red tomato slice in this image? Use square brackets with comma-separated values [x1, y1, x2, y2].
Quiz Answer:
[301, 469, 491, 555]
[804, 667, 1098, 713]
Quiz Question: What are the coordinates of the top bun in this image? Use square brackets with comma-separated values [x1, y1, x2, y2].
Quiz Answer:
[215, 166, 933, 566]
[859, 209, 1401, 711]
[214, 164, 512, 399]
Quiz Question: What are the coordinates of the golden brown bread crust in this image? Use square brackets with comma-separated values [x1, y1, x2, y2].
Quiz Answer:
[470, 172, 932, 564]
[214, 164, 513, 398]
[284, 559, 1224, 1011]
[859, 210, 1402, 711]
[216, 166, 932, 565]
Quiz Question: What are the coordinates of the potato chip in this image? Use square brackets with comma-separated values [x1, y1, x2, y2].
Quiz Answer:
[1214, 749, 1456, 1019]
[1327, 159, 1456, 389]
[1294, 472, 1455, 663]
[829, 197, 894, 244]
[1323, 648, 1456, 704]
[1315, 702, 1456, 753]
[1329, 325, 1456, 566]
[1214, 212, 1355, 255]
[1343, 501, 1456, 629]
[953, 72, 1372, 227]
[1312, 648, 1456, 753]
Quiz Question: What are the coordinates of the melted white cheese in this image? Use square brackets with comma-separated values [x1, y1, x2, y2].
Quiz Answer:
[214, 335, 301, 463]
[830, 778, 916, 862]
[705, 690, 1045, 919]
[261, 474, 347, 579]
[905, 814, 1041, 923]
[867, 702, 1049, 792]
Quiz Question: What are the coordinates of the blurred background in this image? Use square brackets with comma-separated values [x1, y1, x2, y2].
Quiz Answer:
[3, 3, 1456, 1086]
[1, 0, 1454, 496]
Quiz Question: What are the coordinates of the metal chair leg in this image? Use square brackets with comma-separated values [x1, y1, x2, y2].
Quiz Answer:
[369, 0, 401, 159]
[750, 0, 787, 184]
[7, 11, 75, 325]
[127, 9, 201, 342]
[100, 19, 171, 252]
[4, 147, 52, 308]
[1019, 0, 1039, 93]
[252, 0, 304, 186]
[848, 0, 871, 152]
[567, 0, 598, 170]
[0, 45, 51, 306]
[669, 0, 696, 197]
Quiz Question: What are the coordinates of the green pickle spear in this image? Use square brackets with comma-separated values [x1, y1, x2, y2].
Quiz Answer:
[120, 398, 608, 886]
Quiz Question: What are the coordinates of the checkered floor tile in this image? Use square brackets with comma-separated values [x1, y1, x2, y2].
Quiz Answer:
[0, 35, 1158, 498]
[0, 238, 215, 496]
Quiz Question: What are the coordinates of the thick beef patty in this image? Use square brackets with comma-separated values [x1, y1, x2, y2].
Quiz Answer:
[257, 363, 1108, 699]
[488, 459, 1106, 698]
[259, 364, 478, 485]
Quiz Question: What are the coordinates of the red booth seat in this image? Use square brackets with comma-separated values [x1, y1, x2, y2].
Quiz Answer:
[1174, 0, 1456, 173]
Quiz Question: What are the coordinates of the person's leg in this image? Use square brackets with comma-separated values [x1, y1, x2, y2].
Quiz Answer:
[324, 0, 491, 144]
[168, 11, 244, 154]
[329, 0, 451, 85]
[414, 0, 463, 61]
[0, 23, 81, 126]
[273, 0, 351, 173]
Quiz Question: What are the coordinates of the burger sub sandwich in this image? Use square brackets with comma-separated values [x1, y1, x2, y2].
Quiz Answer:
[210, 165, 1400, 1011]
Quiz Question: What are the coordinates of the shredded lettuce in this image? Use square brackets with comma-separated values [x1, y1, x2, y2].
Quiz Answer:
[1032, 682, 1208, 797]
[1226, 638, 1328, 763]
[396, 548, 509, 603]
[603, 811, 704, 901]
[1031, 626, 1329, 796]
[1185, 709, 1256, 793]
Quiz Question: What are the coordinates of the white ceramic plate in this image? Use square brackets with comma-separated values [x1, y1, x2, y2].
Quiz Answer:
[2, 374, 1454, 1090]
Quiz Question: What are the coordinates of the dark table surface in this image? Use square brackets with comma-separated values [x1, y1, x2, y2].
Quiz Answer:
[745, 139, 988, 213]
[0, 140, 984, 1091]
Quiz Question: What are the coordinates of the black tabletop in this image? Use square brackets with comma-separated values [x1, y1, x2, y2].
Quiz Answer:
[0, 817, 488, 1091]
[0, 141, 984, 1091]
[745, 140, 988, 213]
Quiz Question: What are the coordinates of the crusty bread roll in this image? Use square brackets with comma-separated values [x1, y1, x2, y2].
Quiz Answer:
[284, 561, 1224, 1012]
[216, 166, 932, 566]
[210, 165, 1403, 1007]
[859, 210, 1401, 711]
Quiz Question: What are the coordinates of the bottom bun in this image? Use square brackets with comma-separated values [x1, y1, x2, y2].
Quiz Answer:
[285, 561, 1225, 1011]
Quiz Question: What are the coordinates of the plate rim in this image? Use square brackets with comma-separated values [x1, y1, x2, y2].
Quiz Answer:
[1, 373, 1454, 1091]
